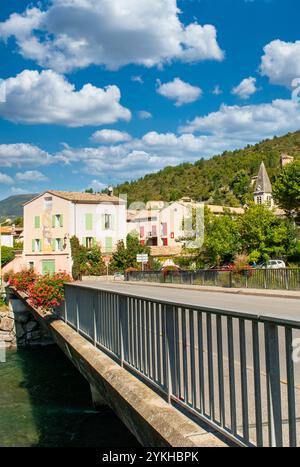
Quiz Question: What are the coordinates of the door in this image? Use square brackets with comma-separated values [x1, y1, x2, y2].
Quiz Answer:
[42, 260, 55, 275]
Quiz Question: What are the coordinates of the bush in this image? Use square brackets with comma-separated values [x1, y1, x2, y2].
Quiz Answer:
[28, 272, 72, 311]
[1, 246, 15, 267]
[8, 269, 38, 292]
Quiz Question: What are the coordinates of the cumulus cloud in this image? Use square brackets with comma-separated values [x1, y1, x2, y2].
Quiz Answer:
[0, 69, 131, 127]
[16, 170, 48, 182]
[232, 77, 257, 99]
[0, 173, 13, 185]
[212, 85, 223, 95]
[90, 129, 132, 144]
[0, 1, 224, 72]
[0, 144, 52, 168]
[137, 110, 152, 120]
[179, 99, 300, 142]
[260, 40, 300, 87]
[157, 78, 202, 106]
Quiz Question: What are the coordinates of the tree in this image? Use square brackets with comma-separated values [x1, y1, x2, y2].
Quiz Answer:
[230, 170, 251, 202]
[239, 204, 293, 261]
[70, 236, 105, 279]
[273, 161, 300, 217]
[126, 232, 150, 267]
[110, 240, 130, 272]
[198, 209, 242, 265]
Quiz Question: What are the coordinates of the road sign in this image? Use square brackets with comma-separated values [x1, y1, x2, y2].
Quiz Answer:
[136, 254, 148, 263]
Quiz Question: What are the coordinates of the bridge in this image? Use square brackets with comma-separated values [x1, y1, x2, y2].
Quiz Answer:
[10, 282, 300, 447]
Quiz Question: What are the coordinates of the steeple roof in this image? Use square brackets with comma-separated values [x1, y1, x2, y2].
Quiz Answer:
[254, 162, 272, 194]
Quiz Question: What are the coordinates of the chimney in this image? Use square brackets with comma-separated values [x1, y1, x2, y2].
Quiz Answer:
[108, 186, 114, 196]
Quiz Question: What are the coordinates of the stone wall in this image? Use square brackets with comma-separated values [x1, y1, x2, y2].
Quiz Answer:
[0, 292, 53, 349]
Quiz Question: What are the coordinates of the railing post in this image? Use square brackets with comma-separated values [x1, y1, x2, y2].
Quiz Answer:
[264, 322, 283, 446]
[264, 268, 267, 289]
[165, 304, 176, 404]
[76, 293, 79, 332]
[93, 293, 97, 346]
[119, 295, 127, 367]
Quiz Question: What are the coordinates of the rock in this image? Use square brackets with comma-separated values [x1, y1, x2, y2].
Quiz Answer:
[0, 316, 14, 332]
[0, 331, 13, 342]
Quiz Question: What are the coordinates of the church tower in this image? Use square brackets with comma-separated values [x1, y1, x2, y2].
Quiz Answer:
[253, 162, 274, 208]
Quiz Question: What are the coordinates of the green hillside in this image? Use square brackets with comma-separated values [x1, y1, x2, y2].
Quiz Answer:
[0, 194, 38, 219]
[115, 131, 300, 206]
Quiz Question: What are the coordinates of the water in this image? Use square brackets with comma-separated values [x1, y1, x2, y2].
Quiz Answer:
[0, 346, 139, 447]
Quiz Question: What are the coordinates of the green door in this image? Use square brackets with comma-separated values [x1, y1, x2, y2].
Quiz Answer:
[42, 260, 55, 275]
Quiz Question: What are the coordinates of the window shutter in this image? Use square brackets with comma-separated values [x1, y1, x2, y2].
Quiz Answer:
[51, 239, 56, 251]
[52, 215, 55, 228]
[105, 237, 113, 253]
[60, 214, 63, 227]
[34, 216, 40, 229]
[82, 237, 86, 247]
[32, 240, 35, 252]
[39, 240, 42, 252]
[60, 239, 64, 251]
[111, 214, 115, 231]
[93, 237, 97, 247]
[85, 213, 93, 230]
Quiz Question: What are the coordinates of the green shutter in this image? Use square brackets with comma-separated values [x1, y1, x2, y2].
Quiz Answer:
[93, 237, 97, 247]
[52, 215, 55, 228]
[60, 214, 63, 227]
[85, 213, 93, 230]
[105, 237, 113, 253]
[82, 237, 86, 247]
[51, 239, 56, 251]
[59, 239, 64, 251]
[34, 216, 40, 229]
[38, 240, 42, 252]
[111, 214, 115, 230]
[32, 240, 35, 252]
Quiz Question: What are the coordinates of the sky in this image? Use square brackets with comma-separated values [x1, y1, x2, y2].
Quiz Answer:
[0, 0, 300, 200]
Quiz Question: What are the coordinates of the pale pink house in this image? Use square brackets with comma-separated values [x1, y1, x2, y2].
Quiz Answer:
[21, 190, 126, 275]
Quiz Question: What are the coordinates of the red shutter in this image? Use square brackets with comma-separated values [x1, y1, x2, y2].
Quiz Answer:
[163, 238, 168, 246]
[152, 225, 157, 237]
[140, 226, 145, 238]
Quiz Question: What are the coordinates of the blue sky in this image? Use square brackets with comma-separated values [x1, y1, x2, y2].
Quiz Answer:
[0, 0, 299, 199]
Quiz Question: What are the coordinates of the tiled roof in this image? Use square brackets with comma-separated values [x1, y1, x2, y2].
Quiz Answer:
[25, 190, 122, 205]
[150, 246, 182, 257]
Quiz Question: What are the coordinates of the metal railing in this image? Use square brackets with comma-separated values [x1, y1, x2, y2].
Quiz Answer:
[61, 283, 300, 447]
[126, 268, 300, 291]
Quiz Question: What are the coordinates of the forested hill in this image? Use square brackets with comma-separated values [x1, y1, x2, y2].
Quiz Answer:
[115, 131, 300, 207]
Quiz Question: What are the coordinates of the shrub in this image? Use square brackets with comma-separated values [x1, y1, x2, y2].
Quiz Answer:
[28, 272, 72, 311]
[8, 269, 38, 292]
[162, 265, 180, 279]
[1, 246, 15, 267]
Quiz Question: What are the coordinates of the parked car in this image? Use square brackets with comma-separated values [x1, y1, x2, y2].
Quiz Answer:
[258, 260, 286, 269]
[114, 272, 125, 281]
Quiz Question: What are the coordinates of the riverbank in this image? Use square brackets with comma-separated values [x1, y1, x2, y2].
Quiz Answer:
[0, 346, 139, 447]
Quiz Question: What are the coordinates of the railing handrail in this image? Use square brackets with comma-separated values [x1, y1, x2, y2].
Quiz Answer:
[65, 282, 300, 329]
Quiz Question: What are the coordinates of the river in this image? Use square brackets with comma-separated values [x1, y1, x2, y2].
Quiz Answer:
[0, 345, 139, 447]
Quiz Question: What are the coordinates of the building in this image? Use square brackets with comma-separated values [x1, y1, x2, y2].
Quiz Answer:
[22, 190, 126, 275]
[0, 225, 23, 248]
[253, 162, 274, 207]
[280, 154, 294, 168]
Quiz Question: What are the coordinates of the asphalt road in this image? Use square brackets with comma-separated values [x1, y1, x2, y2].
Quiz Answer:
[79, 280, 300, 321]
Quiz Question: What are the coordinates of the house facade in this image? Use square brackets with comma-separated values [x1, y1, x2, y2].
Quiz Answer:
[23, 190, 126, 275]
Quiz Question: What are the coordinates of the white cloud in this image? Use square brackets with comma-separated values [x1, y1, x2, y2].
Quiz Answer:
[179, 99, 300, 142]
[0, 144, 52, 168]
[232, 77, 257, 99]
[90, 129, 132, 144]
[212, 85, 223, 95]
[157, 77, 202, 106]
[88, 180, 107, 192]
[0, 1, 224, 72]
[0, 173, 13, 185]
[131, 76, 144, 84]
[260, 40, 300, 87]
[0, 69, 131, 127]
[16, 170, 48, 182]
[137, 110, 152, 120]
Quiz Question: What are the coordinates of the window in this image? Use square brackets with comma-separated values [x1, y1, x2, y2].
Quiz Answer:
[161, 222, 168, 236]
[85, 213, 93, 230]
[53, 238, 63, 252]
[44, 196, 52, 210]
[52, 214, 63, 228]
[32, 239, 41, 252]
[82, 237, 96, 248]
[105, 214, 112, 230]
[34, 216, 40, 229]
[29, 262, 34, 271]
